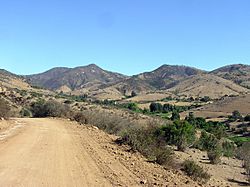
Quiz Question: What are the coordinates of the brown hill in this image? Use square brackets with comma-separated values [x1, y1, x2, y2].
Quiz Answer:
[167, 74, 249, 99]
[104, 65, 204, 98]
[0, 69, 31, 90]
[23, 64, 250, 100]
[211, 64, 250, 88]
[134, 65, 204, 89]
[110, 76, 155, 96]
[26, 64, 127, 93]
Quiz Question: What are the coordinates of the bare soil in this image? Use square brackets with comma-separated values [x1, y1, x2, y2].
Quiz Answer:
[0, 118, 200, 187]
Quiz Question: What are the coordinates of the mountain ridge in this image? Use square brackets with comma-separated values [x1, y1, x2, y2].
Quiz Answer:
[1, 63, 249, 100]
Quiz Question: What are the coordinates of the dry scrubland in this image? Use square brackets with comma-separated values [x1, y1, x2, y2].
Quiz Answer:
[0, 64, 250, 186]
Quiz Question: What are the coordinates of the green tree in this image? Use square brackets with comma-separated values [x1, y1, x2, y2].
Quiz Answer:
[159, 121, 196, 151]
[229, 110, 243, 121]
[149, 102, 163, 113]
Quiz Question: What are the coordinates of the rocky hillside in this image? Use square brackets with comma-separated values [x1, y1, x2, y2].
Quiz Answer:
[26, 64, 127, 92]
[0, 69, 31, 90]
[134, 65, 204, 89]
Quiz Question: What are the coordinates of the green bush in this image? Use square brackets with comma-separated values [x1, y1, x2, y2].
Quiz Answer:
[183, 160, 211, 183]
[197, 131, 219, 151]
[156, 120, 196, 151]
[149, 102, 163, 113]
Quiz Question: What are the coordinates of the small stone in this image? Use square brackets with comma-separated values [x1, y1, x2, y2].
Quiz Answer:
[140, 180, 147, 184]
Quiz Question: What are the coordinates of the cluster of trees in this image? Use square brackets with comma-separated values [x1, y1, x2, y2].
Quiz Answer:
[56, 92, 88, 102]
[228, 110, 250, 122]
[149, 102, 190, 113]
[186, 112, 226, 139]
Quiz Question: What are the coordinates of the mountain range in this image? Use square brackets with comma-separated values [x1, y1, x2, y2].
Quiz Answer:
[1, 64, 250, 100]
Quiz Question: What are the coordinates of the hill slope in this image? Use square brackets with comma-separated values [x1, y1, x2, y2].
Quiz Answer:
[106, 65, 204, 97]
[26, 64, 127, 92]
[211, 64, 250, 88]
[0, 69, 31, 90]
[134, 65, 204, 89]
[167, 74, 249, 99]
[199, 93, 250, 115]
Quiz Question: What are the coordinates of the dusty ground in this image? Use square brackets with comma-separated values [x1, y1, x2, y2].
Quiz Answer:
[175, 149, 248, 187]
[0, 118, 200, 187]
[0, 118, 247, 187]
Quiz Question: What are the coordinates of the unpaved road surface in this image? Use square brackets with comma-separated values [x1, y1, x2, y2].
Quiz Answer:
[0, 118, 201, 187]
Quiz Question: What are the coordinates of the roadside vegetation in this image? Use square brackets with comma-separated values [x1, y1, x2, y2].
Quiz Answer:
[0, 97, 11, 119]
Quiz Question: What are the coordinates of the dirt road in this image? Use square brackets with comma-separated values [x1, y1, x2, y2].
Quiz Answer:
[0, 118, 200, 187]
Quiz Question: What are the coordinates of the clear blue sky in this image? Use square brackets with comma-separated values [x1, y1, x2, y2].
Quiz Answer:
[0, 0, 250, 75]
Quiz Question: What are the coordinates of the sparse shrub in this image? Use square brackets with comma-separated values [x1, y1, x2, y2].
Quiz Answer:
[72, 112, 87, 124]
[183, 160, 211, 183]
[0, 98, 11, 119]
[121, 125, 174, 166]
[236, 142, 250, 183]
[30, 100, 69, 118]
[207, 146, 222, 164]
[222, 141, 235, 158]
[154, 146, 174, 165]
[79, 110, 135, 135]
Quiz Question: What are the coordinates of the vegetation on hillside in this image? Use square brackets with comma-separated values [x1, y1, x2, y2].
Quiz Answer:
[0, 98, 11, 119]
